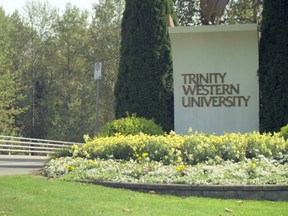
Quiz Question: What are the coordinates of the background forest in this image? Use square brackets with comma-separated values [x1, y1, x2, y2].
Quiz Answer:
[0, 0, 262, 142]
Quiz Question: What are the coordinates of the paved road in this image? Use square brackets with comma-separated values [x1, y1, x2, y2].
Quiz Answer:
[0, 155, 47, 176]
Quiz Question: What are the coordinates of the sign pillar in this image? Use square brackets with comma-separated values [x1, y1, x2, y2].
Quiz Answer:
[169, 24, 259, 135]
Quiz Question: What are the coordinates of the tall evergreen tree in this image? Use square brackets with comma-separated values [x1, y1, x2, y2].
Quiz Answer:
[259, 0, 288, 132]
[115, 0, 175, 131]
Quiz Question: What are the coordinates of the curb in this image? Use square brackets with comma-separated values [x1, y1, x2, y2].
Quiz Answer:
[77, 180, 288, 201]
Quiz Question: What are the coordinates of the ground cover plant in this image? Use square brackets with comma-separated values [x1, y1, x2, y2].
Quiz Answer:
[1, 175, 287, 216]
[43, 156, 288, 185]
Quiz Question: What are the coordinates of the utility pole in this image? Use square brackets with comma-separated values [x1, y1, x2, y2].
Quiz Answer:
[94, 62, 102, 136]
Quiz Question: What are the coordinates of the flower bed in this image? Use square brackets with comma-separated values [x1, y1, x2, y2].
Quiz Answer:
[45, 132, 288, 186]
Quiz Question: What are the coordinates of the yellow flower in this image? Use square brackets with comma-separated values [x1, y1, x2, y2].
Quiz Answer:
[176, 164, 185, 171]
[88, 160, 94, 165]
[115, 132, 122, 137]
[142, 152, 149, 158]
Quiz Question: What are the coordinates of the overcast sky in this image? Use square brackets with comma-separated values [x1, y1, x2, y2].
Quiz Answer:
[0, 0, 99, 15]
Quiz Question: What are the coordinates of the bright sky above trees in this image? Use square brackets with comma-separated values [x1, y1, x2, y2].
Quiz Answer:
[0, 0, 98, 15]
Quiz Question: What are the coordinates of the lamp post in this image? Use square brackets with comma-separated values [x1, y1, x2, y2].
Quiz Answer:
[94, 62, 102, 136]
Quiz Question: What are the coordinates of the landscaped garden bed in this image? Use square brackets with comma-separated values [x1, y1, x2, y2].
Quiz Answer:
[43, 132, 288, 185]
[41, 131, 288, 201]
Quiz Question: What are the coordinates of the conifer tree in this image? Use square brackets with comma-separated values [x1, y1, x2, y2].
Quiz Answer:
[115, 0, 176, 131]
[259, 0, 288, 132]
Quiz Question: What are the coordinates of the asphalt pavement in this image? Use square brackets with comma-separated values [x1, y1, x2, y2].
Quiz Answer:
[0, 155, 47, 176]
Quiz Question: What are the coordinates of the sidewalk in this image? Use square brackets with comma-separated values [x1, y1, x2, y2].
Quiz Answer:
[0, 155, 47, 176]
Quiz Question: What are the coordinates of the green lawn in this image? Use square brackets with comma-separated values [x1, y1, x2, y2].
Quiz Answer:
[0, 175, 287, 216]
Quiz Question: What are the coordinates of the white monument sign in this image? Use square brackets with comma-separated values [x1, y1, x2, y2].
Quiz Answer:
[169, 24, 259, 135]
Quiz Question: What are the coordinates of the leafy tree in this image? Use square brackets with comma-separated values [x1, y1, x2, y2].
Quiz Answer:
[8, 1, 94, 141]
[115, 0, 175, 131]
[18, 0, 59, 138]
[259, 0, 288, 132]
[173, 0, 200, 25]
[89, 0, 125, 130]
[174, 0, 263, 26]
[44, 3, 93, 141]
[0, 9, 27, 135]
[0, 1, 126, 141]
[224, 0, 263, 24]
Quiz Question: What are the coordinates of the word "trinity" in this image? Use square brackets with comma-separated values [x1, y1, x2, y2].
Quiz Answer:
[182, 73, 227, 85]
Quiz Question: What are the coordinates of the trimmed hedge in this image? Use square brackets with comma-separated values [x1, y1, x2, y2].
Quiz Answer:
[55, 132, 288, 165]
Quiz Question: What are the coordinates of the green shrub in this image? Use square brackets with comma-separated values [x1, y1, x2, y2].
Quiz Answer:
[59, 132, 288, 165]
[245, 132, 287, 158]
[50, 147, 73, 159]
[279, 124, 288, 140]
[98, 114, 164, 137]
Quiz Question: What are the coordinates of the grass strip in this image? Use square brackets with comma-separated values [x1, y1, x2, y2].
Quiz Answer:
[0, 175, 287, 216]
